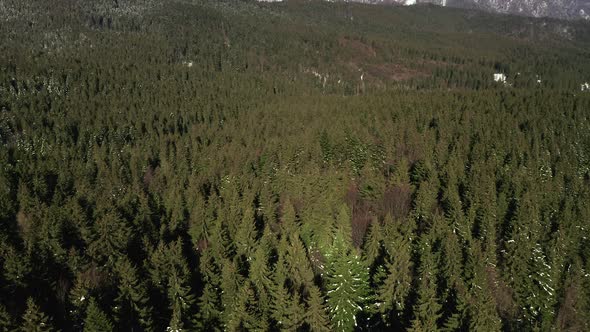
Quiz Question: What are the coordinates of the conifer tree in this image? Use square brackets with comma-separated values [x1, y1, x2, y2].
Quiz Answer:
[376, 233, 413, 318]
[363, 220, 382, 268]
[326, 231, 370, 332]
[226, 281, 266, 331]
[114, 258, 154, 331]
[167, 269, 196, 331]
[193, 251, 222, 330]
[280, 198, 299, 235]
[248, 231, 274, 319]
[409, 238, 442, 332]
[21, 298, 53, 332]
[270, 253, 291, 329]
[83, 298, 114, 332]
[376, 213, 414, 321]
[234, 207, 257, 259]
[283, 293, 306, 332]
[464, 245, 502, 332]
[441, 291, 467, 332]
[88, 210, 131, 265]
[220, 259, 242, 329]
[305, 285, 332, 332]
[286, 232, 315, 289]
[0, 304, 13, 332]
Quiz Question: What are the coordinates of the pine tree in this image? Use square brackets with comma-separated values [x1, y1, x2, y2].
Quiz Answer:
[409, 238, 442, 332]
[226, 281, 266, 331]
[411, 179, 438, 231]
[88, 210, 131, 265]
[280, 198, 299, 235]
[167, 269, 196, 331]
[305, 285, 332, 332]
[376, 242, 413, 318]
[286, 232, 315, 289]
[325, 231, 370, 332]
[220, 259, 242, 329]
[363, 220, 382, 268]
[234, 207, 257, 259]
[83, 298, 114, 332]
[441, 291, 467, 332]
[0, 304, 14, 332]
[21, 298, 53, 332]
[376, 213, 414, 322]
[270, 253, 291, 329]
[283, 293, 306, 332]
[68, 271, 92, 330]
[464, 245, 501, 332]
[248, 231, 274, 320]
[194, 250, 222, 330]
[114, 258, 154, 331]
[334, 204, 353, 245]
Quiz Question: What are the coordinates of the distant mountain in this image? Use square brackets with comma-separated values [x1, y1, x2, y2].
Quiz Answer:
[260, 0, 590, 20]
[447, 0, 590, 20]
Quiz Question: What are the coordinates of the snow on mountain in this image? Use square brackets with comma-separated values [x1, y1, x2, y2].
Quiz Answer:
[318, 0, 590, 20]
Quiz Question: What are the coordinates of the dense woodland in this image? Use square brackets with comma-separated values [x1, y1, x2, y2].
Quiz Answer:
[1, 0, 590, 331]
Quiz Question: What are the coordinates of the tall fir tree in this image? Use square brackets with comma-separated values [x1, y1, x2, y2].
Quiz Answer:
[194, 250, 222, 330]
[0, 304, 13, 332]
[409, 238, 442, 332]
[114, 258, 154, 331]
[325, 231, 370, 332]
[167, 269, 196, 331]
[21, 298, 53, 332]
[83, 298, 114, 332]
[305, 285, 332, 332]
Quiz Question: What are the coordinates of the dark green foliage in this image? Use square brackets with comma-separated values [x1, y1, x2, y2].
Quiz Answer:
[0, 304, 14, 332]
[114, 258, 154, 331]
[305, 285, 332, 332]
[409, 239, 442, 332]
[0, 0, 589, 330]
[326, 231, 371, 332]
[21, 298, 53, 332]
[83, 298, 114, 332]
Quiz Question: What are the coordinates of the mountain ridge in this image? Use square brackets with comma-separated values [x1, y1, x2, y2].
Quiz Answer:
[259, 0, 590, 20]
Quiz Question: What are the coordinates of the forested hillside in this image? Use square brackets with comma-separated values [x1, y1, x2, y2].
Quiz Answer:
[1, 0, 590, 331]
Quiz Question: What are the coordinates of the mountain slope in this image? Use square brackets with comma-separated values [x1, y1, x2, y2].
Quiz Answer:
[327, 0, 590, 20]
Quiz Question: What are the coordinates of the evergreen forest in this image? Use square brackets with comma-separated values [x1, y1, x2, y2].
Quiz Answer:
[1, 0, 590, 331]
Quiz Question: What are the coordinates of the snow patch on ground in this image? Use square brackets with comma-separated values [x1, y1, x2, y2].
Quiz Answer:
[494, 73, 507, 84]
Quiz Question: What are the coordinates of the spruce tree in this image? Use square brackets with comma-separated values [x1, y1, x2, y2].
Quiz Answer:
[234, 207, 257, 260]
[305, 285, 332, 332]
[325, 231, 370, 332]
[114, 258, 154, 331]
[226, 281, 266, 331]
[194, 250, 222, 330]
[83, 298, 114, 332]
[286, 232, 315, 289]
[464, 245, 501, 332]
[88, 210, 131, 266]
[377, 218, 413, 318]
[363, 220, 382, 268]
[409, 238, 442, 332]
[220, 259, 242, 329]
[248, 231, 274, 320]
[0, 304, 13, 332]
[283, 293, 306, 332]
[167, 269, 196, 331]
[21, 298, 53, 332]
[270, 253, 291, 329]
